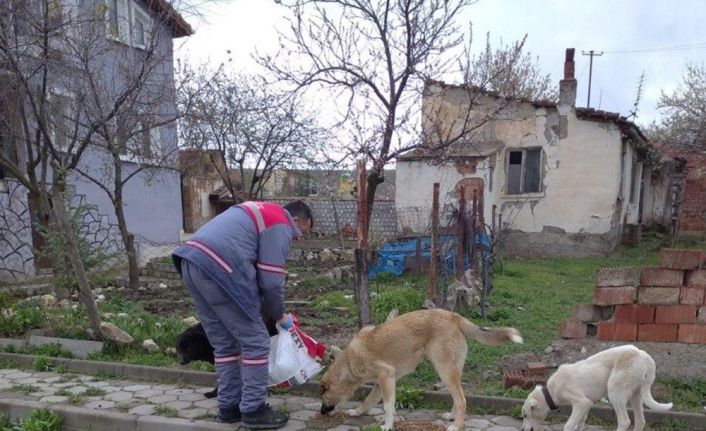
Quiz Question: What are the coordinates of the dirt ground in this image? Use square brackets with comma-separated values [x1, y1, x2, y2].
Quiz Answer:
[117, 258, 359, 349]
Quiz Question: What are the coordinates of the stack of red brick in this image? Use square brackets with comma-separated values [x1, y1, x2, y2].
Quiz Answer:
[503, 362, 549, 389]
[560, 249, 706, 344]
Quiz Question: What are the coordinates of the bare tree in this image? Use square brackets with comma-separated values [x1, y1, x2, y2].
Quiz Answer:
[656, 63, 706, 151]
[260, 0, 537, 325]
[178, 64, 327, 201]
[0, 0, 189, 337]
[72, 15, 188, 291]
[463, 32, 557, 101]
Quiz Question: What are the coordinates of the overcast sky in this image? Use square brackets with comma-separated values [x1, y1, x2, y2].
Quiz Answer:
[177, 0, 706, 127]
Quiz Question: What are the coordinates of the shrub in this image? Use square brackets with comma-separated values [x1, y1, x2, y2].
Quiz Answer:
[371, 286, 425, 323]
[36, 203, 120, 294]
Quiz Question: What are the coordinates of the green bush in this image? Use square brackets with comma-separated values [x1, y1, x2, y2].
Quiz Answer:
[0, 291, 13, 309]
[0, 300, 45, 337]
[31, 344, 73, 359]
[36, 203, 120, 294]
[394, 386, 424, 409]
[14, 410, 62, 431]
[371, 286, 425, 323]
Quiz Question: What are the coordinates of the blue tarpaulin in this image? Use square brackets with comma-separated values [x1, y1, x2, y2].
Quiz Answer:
[368, 233, 490, 279]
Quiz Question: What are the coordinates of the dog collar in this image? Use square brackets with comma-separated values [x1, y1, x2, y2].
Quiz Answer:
[542, 385, 559, 411]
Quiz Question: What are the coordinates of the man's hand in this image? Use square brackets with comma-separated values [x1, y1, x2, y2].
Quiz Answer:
[278, 313, 293, 330]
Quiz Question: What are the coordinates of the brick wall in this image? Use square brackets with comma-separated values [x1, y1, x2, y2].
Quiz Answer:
[680, 153, 706, 232]
[561, 248, 706, 344]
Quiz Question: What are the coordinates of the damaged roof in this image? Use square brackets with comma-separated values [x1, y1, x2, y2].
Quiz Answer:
[398, 140, 504, 161]
[145, 0, 193, 38]
[424, 80, 558, 109]
[575, 107, 648, 142]
[425, 80, 648, 141]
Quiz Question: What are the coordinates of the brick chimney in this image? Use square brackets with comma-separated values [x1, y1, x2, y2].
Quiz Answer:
[559, 48, 577, 108]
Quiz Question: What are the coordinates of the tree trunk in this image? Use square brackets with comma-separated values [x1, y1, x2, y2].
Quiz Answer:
[28, 188, 53, 272]
[113, 159, 140, 290]
[115, 196, 139, 290]
[429, 183, 440, 302]
[51, 176, 102, 340]
[355, 160, 372, 327]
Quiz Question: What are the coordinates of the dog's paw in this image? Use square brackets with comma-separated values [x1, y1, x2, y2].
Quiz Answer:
[346, 409, 362, 417]
[442, 412, 454, 421]
[446, 425, 458, 431]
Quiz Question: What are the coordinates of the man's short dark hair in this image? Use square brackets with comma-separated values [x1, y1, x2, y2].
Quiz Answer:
[284, 200, 314, 229]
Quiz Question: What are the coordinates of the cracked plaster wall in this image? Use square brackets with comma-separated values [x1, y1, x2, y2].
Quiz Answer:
[397, 86, 648, 256]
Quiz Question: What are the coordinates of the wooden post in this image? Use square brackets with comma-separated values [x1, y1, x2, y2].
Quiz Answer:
[331, 196, 344, 249]
[354, 159, 372, 326]
[491, 204, 497, 236]
[455, 186, 466, 279]
[414, 236, 422, 277]
[470, 191, 478, 271]
[428, 183, 440, 301]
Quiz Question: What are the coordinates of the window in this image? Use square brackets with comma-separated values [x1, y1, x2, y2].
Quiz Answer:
[506, 148, 542, 195]
[132, 4, 151, 48]
[47, 0, 64, 31]
[106, 0, 120, 39]
[105, 0, 151, 49]
[13, 1, 35, 35]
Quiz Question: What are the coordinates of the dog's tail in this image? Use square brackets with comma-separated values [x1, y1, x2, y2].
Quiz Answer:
[459, 317, 523, 346]
[640, 366, 673, 411]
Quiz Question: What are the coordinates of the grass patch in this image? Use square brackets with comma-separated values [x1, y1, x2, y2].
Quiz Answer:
[30, 344, 73, 359]
[0, 359, 19, 368]
[394, 386, 424, 409]
[370, 278, 426, 323]
[373, 234, 706, 411]
[83, 387, 106, 397]
[54, 388, 71, 397]
[297, 275, 335, 287]
[0, 410, 63, 431]
[66, 394, 85, 405]
[153, 405, 178, 417]
[116, 404, 130, 413]
[0, 300, 46, 337]
[312, 291, 355, 314]
[658, 378, 706, 413]
[33, 356, 67, 373]
[11, 384, 40, 395]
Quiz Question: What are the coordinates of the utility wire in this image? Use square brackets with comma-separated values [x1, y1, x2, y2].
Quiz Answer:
[604, 42, 706, 54]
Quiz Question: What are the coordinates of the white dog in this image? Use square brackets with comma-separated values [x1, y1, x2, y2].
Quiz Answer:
[521, 345, 672, 431]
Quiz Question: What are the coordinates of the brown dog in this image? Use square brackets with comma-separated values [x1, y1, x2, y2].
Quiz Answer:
[319, 309, 523, 431]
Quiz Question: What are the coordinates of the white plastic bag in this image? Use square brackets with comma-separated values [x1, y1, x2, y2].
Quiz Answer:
[267, 324, 322, 388]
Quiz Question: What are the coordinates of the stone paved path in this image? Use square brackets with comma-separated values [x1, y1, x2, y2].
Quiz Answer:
[0, 368, 610, 430]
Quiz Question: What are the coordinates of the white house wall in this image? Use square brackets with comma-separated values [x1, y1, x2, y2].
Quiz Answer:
[396, 94, 651, 256]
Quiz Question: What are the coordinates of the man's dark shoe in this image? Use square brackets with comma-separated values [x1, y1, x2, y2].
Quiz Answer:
[242, 403, 288, 430]
[217, 405, 241, 423]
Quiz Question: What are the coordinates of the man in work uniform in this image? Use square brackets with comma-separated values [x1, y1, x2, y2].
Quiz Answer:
[172, 200, 313, 430]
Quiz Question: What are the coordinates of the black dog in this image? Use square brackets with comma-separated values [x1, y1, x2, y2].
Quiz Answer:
[175, 319, 279, 399]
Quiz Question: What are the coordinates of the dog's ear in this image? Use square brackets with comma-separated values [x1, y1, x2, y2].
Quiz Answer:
[322, 345, 342, 365]
[329, 345, 343, 358]
[527, 398, 537, 409]
[385, 309, 399, 322]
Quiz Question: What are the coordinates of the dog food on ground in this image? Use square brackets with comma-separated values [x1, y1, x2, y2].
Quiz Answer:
[310, 411, 347, 427]
[394, 421, 445, 431]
